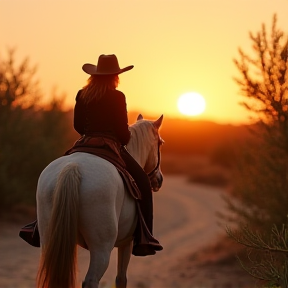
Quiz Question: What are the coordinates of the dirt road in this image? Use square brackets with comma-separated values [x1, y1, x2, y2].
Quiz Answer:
[0, 176, 235, 288]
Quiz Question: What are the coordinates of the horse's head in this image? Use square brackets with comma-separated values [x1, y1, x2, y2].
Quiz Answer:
[128, 114, 164, 192]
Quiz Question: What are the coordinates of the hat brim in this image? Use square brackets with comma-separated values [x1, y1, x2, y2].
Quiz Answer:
[82, 63, 134, 75]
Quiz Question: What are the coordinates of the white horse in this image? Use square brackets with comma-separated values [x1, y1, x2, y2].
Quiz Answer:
[36, 114, 164, 288]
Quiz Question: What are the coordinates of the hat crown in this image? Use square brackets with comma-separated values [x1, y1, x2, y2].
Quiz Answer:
[96, 54, 121, 74]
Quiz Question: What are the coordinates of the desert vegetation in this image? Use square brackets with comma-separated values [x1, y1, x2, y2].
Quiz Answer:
[224, 15, 288, 288]
[0, 49, 78, 216]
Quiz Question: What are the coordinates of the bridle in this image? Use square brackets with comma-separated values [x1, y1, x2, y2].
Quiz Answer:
[148, 133, 164, 179]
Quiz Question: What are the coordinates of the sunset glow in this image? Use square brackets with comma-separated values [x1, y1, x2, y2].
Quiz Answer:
[1, 1, 288, 124]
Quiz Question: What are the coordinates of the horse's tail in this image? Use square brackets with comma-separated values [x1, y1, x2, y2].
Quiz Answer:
[37, 163, 81, 288]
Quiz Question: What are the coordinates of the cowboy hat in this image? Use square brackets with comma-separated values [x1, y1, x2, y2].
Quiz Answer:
[82, 54, 134, 75]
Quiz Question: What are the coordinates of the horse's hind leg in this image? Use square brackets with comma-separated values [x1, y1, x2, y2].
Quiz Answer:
[80, 209, 117, 288]
[82, 248, 112, 288]
[115, 240, 133, 288]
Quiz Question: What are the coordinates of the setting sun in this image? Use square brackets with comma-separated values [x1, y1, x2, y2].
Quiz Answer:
[177, 92, 206, 116]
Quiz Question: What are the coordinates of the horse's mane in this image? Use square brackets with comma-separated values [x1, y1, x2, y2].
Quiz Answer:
[128, 120, 156, 159]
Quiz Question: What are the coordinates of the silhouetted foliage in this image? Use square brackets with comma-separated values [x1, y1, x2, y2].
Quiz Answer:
[0, 49, 77, 214]
[224, 15, 288, 231]
[227, 225, 288, 288]
[225, 15, 288, 287]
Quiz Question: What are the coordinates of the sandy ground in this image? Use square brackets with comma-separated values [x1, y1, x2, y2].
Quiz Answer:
[0, 176, 255, 288]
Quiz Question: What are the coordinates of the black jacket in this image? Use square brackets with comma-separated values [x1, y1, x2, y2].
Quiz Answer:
[74, 89, 131, 145]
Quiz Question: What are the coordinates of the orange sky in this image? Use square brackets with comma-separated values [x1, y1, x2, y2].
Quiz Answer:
[1, 0, 288, 124]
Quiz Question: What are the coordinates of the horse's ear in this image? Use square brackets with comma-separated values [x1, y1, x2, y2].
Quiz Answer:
[137, 114, 143, 121]
[154, 115, 163, 129]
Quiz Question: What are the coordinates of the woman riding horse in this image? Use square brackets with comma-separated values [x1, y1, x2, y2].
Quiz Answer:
[19, 54, 163, 256]
[19, 54, 164, 288]
[68, 54, 163, 256]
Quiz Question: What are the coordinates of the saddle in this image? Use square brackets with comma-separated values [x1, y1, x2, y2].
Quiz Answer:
[64, 134, 141, 200]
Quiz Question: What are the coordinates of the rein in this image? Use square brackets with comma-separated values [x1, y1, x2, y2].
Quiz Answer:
[148, 134, 163, 179]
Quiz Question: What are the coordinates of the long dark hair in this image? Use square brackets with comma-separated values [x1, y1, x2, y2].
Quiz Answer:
[80, 74, 119, 103]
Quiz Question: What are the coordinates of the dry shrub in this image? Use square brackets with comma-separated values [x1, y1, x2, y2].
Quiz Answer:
[161, 153, 210, 175]
[187, 164, 230, 187]
[161, 153, 231, 187]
